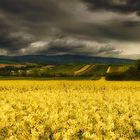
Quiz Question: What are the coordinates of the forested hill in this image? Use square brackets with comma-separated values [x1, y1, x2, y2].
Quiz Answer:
[0, 55, 135, 64]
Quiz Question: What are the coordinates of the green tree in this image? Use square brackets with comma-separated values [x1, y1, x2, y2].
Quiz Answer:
[137, 60, 140, 70]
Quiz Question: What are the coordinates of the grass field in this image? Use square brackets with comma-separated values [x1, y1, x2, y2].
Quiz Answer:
[107, 65, 130, 74]
[44, 64, 84, 76]
[25, 64, 85, 77]
[0, 80, 140, 140]
[82, 65, 109, 77]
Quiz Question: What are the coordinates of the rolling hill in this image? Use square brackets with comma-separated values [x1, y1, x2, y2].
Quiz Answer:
[0, 55, 135, 64]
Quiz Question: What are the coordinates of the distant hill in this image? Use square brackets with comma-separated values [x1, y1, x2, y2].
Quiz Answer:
[0, 55, 135, 64]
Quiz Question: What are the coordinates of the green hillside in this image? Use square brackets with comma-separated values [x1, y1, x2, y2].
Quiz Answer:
[0, 62, 139, 80]
[0, 63, 108, 79]
[107, 65, 131, 74]
[39, 64, 85, 77]
[81, 65, 109, 76]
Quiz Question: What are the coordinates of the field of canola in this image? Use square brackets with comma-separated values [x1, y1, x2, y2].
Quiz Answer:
[0, 80, 140, 140]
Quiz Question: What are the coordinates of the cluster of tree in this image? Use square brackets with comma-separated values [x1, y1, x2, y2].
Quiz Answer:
[106, 60, 140, 81]
[15, 70, 75, 77]
[0, 66, 26, 76]
[0, 66, 74, 77]
[0, 64, 39, 77]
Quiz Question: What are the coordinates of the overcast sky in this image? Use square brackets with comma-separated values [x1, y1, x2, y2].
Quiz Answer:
[0, 0, 140, 59]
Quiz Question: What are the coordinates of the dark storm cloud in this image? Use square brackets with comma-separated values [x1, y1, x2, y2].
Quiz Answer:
[61, 20, 140, 42]
[0, 0, 70, 38]
[0, 15, 34, 54]
[0, 32, 33, 54]
[34, 38, 122, 56]
[121, 21, 140, 27]
[83, 0, 140, 15]
[0, 0, 70, 54]
[45, 44, 121, 56]
[0, 0, 69, 22]
[0, 0, 140, 58]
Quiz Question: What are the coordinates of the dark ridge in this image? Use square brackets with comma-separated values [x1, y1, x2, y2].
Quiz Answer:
[0, 55, 135, 64]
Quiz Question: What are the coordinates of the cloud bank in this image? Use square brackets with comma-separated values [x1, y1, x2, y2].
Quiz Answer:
[0, 0, 140, 59]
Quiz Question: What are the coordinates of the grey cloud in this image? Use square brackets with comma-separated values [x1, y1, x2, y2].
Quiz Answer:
[83, 0, 140, 15]
[0, 17, 34, 54]
[0, 0, 69, 22]
[31, 38, 122, 56]
[0, 32, 33, 54]
[0, 0, 139, 58]
[60, 20, 140, 42]
[121, 20, 140, 27]
[0, 0, 75, 55]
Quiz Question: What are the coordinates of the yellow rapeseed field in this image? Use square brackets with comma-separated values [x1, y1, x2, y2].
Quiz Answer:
[0, 80, 140, 140]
